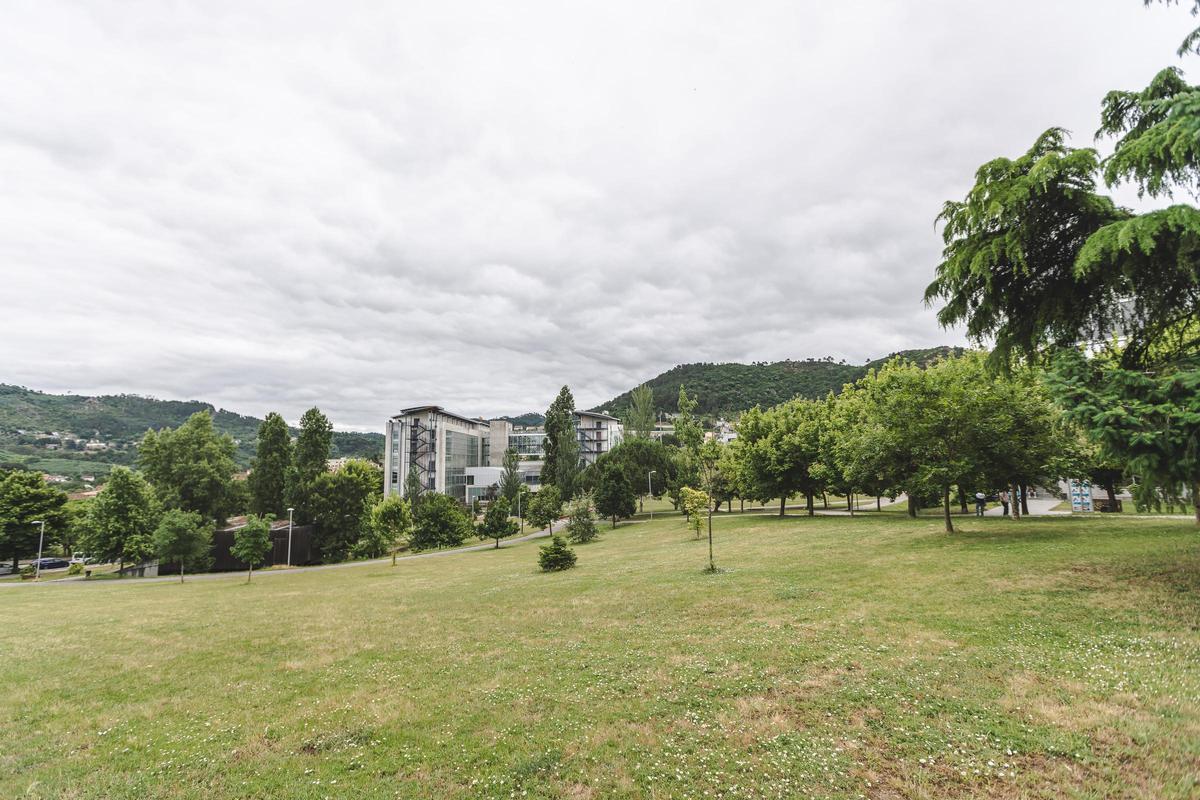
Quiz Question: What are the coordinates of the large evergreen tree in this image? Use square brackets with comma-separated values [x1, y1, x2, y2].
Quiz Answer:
[499, 447, 523, 505]
[541, 386, 576, 489]
[248, 412, 292, 517]
[289, 407, 333, 524]
[625, 384, 656, 439]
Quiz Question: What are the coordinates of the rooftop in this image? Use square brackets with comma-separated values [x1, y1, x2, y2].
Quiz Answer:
[394, 406, 490, 428]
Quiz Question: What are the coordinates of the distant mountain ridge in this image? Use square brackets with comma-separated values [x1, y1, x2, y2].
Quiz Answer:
[0, 384, 383, 479]
[590, 346, 962, 417]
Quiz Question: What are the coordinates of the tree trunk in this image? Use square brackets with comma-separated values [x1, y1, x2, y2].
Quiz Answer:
[494, 539, 499, 549]
[1020, 484, 1030, 516]
[707, 506, 714, 571]
[612, 515, 617, 529]
[821, 492, 828, 509]
[119, 558, 125, 578]
[942, 485, 954, 533]
[908, 496, 917, 518]
[779, 496, 786, 517]
[848, 492, 855, 517]
[876, 495, 881, 512]
[1106, 483, 1117, 508]
[739, 498, 744, 513]
[958, 490, 968, 515]
[180, 563, 185, 584]
[1010, 482, 1021, 520]
[806, 493, 814, 516]
[1193, 481, 1199, 527]
[246, 566, 253, 583]
[392, 548, 397, 567]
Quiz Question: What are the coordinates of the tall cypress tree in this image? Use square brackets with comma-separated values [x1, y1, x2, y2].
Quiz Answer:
[540, 386, 576, 488]
[289, 407, 333, 523]
[249, 412, 293, 517]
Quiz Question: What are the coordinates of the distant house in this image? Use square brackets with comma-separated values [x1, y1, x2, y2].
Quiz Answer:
[83, 440, 107, 451]
[326, 457, 350, 472]
[42, 473, 69, 483]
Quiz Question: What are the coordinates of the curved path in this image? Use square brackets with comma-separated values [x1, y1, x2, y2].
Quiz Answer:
[1, 524, 556, 588]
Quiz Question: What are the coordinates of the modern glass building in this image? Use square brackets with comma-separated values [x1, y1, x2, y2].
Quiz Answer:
[383, 406, 490, 504]
[384, 406, 623, 503]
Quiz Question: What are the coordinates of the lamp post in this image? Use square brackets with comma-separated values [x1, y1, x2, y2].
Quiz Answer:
[32, 520, 45, 580]
[286, 507, 294, 567]
[648, 470, 657, 521]
[516, 489, 524, 535]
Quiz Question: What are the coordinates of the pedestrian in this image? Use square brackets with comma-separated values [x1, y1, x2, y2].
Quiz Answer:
[999, 489, 1010, 516]
[974, 491, 986, 516]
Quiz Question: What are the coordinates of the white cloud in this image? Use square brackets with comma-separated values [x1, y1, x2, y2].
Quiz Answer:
[0, 0, 1192, 428]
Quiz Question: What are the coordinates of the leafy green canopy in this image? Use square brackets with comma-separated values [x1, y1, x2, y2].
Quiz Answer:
[0, 469, 68, 569]
[231, 515, 273, 581]
[410, 493, 473, 551]
[927, 129, 1130, 366]
[138, 411, 238, 524]
[83, 467, 160, 568]
[476, 497, 519, 549]
[152, 509, 213, 580]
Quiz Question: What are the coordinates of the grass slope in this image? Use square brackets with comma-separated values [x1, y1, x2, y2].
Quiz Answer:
[592, 346, 962, 417]
[1, 513, 1197, 799]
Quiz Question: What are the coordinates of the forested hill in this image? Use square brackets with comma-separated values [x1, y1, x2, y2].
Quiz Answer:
[591, 346, 961, 417]
[0, 384, 383, 469]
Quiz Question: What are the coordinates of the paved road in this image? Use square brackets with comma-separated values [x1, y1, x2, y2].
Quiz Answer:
[0, 525, 556, 588]
[984, 496, 1066, 517]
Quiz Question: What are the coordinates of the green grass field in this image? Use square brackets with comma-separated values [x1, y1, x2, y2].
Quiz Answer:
[2, 513, 1198, 799]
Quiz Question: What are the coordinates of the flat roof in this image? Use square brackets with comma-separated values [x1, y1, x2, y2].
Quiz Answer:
[575, 410, 619, 421]
[394, 406, 489, 427]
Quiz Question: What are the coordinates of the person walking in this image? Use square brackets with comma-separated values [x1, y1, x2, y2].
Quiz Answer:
[974, 491, 986, 516]
[999, 489, 1010, 516]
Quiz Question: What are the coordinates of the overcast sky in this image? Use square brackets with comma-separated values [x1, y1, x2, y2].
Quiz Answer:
[1, 1, 1192, 429]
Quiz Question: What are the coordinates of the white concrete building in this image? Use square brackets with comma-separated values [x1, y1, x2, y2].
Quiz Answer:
[575, 410, 623, 466]
[384, 406, 490, 504]
[385, 405, 624, 503]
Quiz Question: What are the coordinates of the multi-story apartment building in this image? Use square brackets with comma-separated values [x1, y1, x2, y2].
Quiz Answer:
[384, 405, 623, 502]
[575, 411, 623, 466]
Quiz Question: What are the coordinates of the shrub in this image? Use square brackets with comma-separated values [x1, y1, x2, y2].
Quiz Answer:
[565, 496, 599, 544]
[19, 565, 35, 580]
[537, 536, 577, 572]
[67, 562, 84, 576]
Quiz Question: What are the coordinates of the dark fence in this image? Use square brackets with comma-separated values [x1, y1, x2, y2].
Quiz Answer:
[158, 524, 316, 574]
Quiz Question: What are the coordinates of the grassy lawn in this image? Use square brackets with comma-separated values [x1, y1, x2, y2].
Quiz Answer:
[2, 514, 1198, 799]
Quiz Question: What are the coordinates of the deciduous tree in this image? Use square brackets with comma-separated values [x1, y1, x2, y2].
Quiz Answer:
[0, 469, 68, 571]
[139, 411, 237, 524]
[83, 467, 160, 575]
[476, 497, 519, 549]
[152, 508, 212, 582]
[232, 514, 272, 583]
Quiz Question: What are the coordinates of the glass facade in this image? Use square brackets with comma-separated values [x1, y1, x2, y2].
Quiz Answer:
[443, 429, 482, 503]
[509, 431, 547, 457]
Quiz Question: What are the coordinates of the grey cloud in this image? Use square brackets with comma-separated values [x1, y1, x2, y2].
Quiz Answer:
[1, 0, 1193, 429]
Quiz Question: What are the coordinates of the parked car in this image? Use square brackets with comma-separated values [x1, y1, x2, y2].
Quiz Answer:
[69, 553, 88, 564]
[29, 557, 70, 570]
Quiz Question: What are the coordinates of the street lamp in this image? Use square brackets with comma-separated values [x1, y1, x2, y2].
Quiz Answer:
[286, 507, 294, 567]
[648, 470, 657, 521]
[32, 520, 45, 580]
